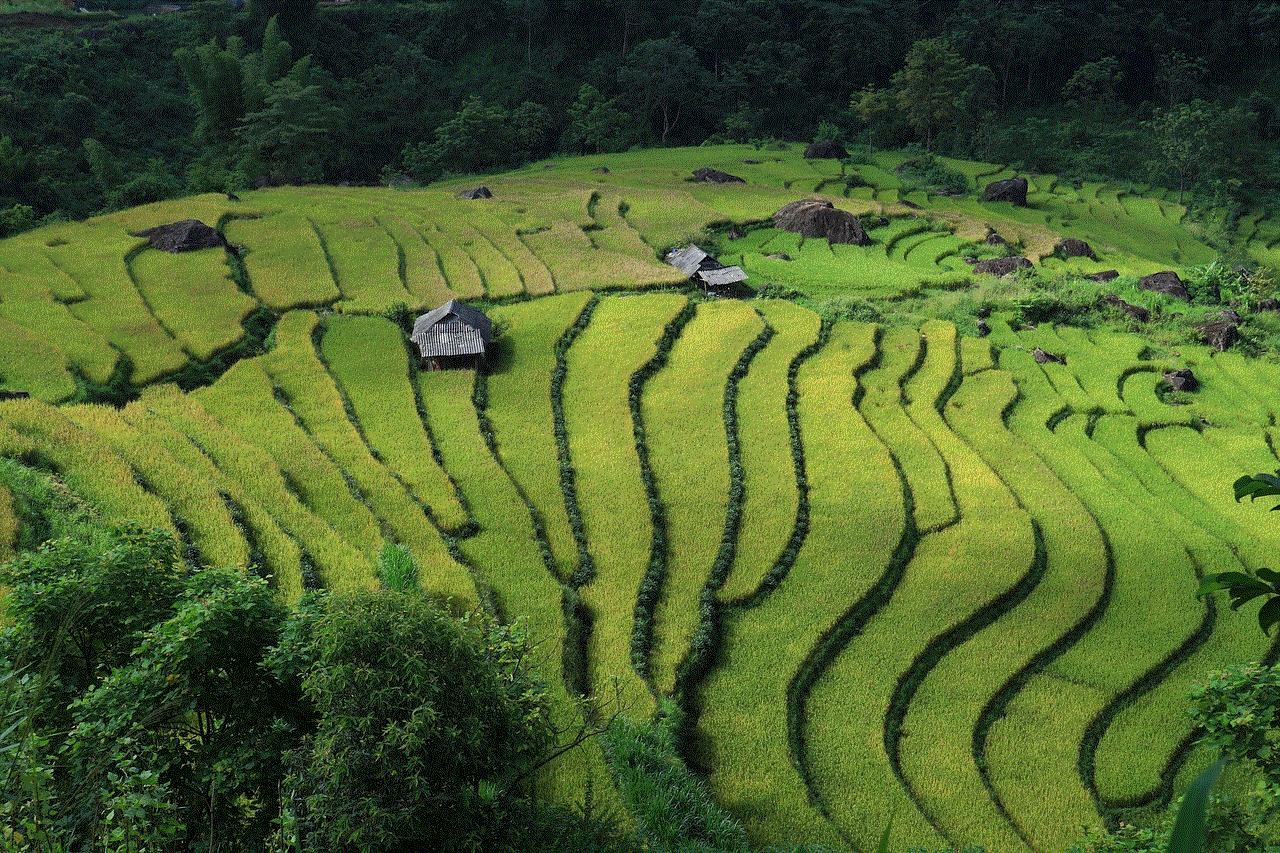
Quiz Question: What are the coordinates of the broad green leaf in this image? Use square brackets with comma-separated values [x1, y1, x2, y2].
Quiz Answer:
[1165, 757, 1225, 853]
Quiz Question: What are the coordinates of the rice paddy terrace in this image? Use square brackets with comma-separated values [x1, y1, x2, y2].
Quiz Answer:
[2, 144, 1280, 852]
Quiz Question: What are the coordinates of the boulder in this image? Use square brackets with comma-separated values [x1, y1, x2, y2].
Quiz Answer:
[0, 390, 30, 401]
[972, 256, 1033, 276]
[803, 140, 848, 159]
[765, 252, 792, 261]
[984, 229, 1007, 246]
[1102, 294, 1150, 323]
[1032, 347, 1066, 365]
[1163, 368, 1199, 392]
[1197, 308, 1241, 351]
[1253, 297, 1280, 311]
[458, 186, 493, 199]
[1138, 270, 1190, 302]
[976, 320, 991, 337]
[691, 167, 745, 184]
[132, 219, 226, 253]
[1087, 270, 1119, 282]
[772, 199, 870, 246]
[591, 166, 611, 173]
[1058, 237, 1097, 260]
[981, 176, 1029, 206]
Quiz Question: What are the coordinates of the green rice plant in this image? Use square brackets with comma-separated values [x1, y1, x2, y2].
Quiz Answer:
[563, 293, 687, 709]
[486, 293, 596, 581]
[121, 384, 307, 600]
[377, 214, 454, 306]
[0, 274, 117, 385]
[42, 224, 190, 384]
[223, 211, 340, 309]
[128, 246, 257, 361]
[419, 224, 487, 298]
[929, 366, 1111, 851]
[859, 325, 956, 532]
[643, 300, 764, 697]
[62, 402, 249, 571]
[106, 192, 238, 236]
[703, 320, 933, 848]
[1073, 421, 1260, 805]
[262, 310, 472, 603]
[312, 216, 416, 314]
[468, 211, 556, 296]
[998, 374, 1250, 805]
[719, 300, 821, 601]
[191, 360, 379, 594]
[588, 193, 656, 260]
[0, 312, 76, 402]
[0, 398, 173, 532]
[319, 313, 471, 532]
[0, 237, 86, 302]
[445, 222, 525, 298]
[0, 481, 16, 562]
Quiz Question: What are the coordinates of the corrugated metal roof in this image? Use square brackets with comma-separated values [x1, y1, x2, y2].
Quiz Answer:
[698, 266, 747, 286]
[412, 320, 487, 358]
[666, 245, 709, 275]
[413, 299, 492, 340]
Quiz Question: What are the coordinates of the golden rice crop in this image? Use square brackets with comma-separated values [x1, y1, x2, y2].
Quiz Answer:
[312, 217, 416, 315]
[0, 275, 117, 385]
[469, 212, 555, 296]
[645, 300, 763, 695]
[0, 312, 77, 401]
[263, 311, 473, 603]
[64, 402, 249, 570]
[719, 300, 820, 602]
[129, 247, 257, 361]
[705, 321, 921, 848]
[185, 365, 377, 594]
[223, 212, 340, 310]
[319, 314, 470, 532]
[419, 225, 486, 298]
[860, 325, 956, 531]
[566, 293, 687, 708]
[0, 398, 173, 531]
[378, 214, 453, 305]
[122, 386, 307, 601]
[195, 359, 385, 558]
[485, 293, 595, 580]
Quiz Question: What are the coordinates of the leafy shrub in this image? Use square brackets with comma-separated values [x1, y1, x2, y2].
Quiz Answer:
[603, 703, 749, 853]
[895, 152, 968, 196]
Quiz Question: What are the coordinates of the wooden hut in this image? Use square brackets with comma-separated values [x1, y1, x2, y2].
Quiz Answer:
[665, 244, 747, 293]
[411, 299, 492, 370]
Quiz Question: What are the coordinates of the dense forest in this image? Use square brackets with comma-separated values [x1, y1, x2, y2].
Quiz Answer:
[0, 0, 1278, 234]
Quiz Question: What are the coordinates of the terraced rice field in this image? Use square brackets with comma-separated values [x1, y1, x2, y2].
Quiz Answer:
[2, 145, 1279, 853]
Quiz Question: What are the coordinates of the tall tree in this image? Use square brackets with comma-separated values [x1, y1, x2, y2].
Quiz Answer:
[617, 36, 704, 145]
[892, 38, 970, 151]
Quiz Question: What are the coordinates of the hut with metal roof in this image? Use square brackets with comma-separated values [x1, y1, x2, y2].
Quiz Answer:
[664, 244, 747, 293]
[411, 299, 493, 370]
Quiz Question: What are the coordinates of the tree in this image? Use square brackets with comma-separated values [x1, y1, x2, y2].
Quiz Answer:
[248, 0, 318, 55]
[235, 57, 338, 184]
[891, 39, 970, 151]
[617, 36, 704, 146]
[853, 85, 894, 155]
[1144, 100, 1259, 206]
[63, 570, 300, 852]
[562, 84, 632, 155]
[429, 97, 518, 174]
[279, 589, 554, 853]
[1061, 56, 1122, 107]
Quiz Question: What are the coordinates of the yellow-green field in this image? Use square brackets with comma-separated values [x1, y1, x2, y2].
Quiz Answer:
[1, 145, 1278, 853]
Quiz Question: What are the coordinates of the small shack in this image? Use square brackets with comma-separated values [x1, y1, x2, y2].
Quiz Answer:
[411, 299, 493, 370]
[665, 245, 747, 293]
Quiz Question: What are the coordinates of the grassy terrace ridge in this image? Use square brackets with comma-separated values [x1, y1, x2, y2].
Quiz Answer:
[5, 143, 1280, 852]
